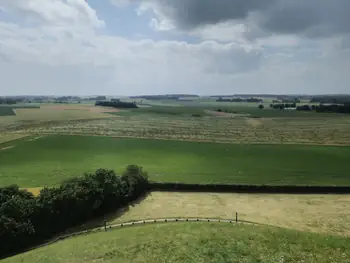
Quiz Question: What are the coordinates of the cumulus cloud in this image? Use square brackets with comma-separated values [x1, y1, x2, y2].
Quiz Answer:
[1, 0, 105, 28]
[116, 0, 350, 40]
[0, 0, 349, 95]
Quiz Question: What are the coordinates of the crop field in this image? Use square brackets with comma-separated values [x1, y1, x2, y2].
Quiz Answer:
[110, 192, 350, 236]
[111, 105, 210, 117]
[4, 223, 350, 263]
[11, 111, 350, 145]
[0, 104, 117, 131]
[1, 135, 350, 187]
[2, 102, 350, 145]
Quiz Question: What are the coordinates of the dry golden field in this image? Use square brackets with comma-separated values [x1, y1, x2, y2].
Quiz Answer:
[110, 192, 350, 236]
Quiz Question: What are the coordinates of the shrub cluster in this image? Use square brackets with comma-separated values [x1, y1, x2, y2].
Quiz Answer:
[270, 103, 297, 109]
[0, 165, 149, 257]
[310, 95, 350, 104]
[217, 97, 263, 103]
[296, 104, 350, 113]
[95, 100, 138, 109]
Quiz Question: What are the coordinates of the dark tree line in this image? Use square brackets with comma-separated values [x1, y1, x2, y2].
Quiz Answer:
[217, 97, 263, 103]
[310, 95, 350, 104]
[310, 104, 350, 113]
[95, 101, 138, 109]
[269, 103, 297, 109]
[274, 103, 350, 114]
[129, 94, 199, 100]
[88, 96, 107, 101]
[0, 98, 19, 105]
[130, 95, 179, 100]
[0, 165, 149, 258]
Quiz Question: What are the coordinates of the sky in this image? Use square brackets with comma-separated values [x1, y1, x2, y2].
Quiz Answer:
[0, 0, 349, 96]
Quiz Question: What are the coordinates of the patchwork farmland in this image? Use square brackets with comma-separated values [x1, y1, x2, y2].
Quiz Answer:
[1, 98, 350, 262]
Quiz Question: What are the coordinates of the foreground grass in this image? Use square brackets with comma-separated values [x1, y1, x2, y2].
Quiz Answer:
[1, 135, 350, 187]
[110, 192, 350, 236]
[4, 223, 350, 263]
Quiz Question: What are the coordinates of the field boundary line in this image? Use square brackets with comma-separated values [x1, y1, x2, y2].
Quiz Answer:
[0, 134, 33, 146]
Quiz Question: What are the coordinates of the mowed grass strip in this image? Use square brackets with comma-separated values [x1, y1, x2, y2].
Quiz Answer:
[3, 223, 350, 263]
[1, 135, 350, 187]
[110, 192, 350, 236]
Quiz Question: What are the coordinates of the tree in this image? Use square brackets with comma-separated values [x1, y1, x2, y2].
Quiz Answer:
[258, 104, 264, 109]
[0, 166, 150, 257]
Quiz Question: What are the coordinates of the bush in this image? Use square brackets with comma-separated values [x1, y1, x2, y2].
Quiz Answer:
[0, 166, 149, 258]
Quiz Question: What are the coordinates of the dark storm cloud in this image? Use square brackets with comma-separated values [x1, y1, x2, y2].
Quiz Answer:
[261, 0, 350, 37]
[155, 0, 275, 29]
[146, 0, 350, 38]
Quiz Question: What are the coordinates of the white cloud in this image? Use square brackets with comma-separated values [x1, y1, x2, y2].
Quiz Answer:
[149, 18, 174, 31]
[0, 0, 349, 95]
[1, 0, 105, 29]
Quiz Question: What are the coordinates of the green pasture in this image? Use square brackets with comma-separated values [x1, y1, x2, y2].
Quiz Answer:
[4, 223, 350, 263]
[1, 135, 350, 187]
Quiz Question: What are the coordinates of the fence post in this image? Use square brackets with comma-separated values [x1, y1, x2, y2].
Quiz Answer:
[236, 212, 238, 223]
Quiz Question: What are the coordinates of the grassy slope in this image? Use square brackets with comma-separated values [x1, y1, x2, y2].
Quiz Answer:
[4, 223, 350, 263]
[1, 135, 350, 187]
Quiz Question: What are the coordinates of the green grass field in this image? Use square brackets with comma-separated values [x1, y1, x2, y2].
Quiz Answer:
[3, 223, 350, 263]
[1, 135, 350, 187]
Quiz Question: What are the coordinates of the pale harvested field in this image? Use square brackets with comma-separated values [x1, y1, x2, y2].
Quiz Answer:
[246, 117, 264, 127]
[2, 103, 350, 145]
[15, 114, 350, 145]
[110, 192, 350, 236]
[23, 187, 42, 196]
[41, 104, 120, 113]
[0, 104, 117, 132]
[13, 107, 112, 120]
